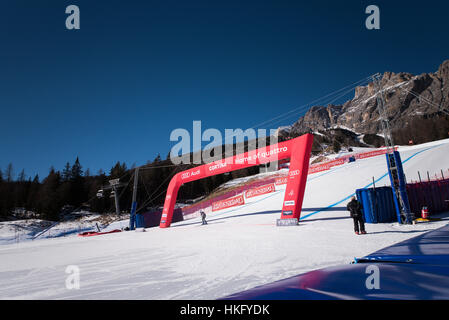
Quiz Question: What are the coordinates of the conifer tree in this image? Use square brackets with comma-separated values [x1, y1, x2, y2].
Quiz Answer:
[62, 162, 71, 181]
[71, 157, 83, 179]
[5, 163, 13, 182]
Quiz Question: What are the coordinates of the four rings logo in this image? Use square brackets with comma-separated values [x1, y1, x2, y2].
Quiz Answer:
[289, 170, 300, 177]
[182, 169, 201, 180]
[181, 172, 190, 179]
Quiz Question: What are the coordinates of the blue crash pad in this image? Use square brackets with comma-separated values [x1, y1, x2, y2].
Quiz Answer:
[222, 224, 449, 300]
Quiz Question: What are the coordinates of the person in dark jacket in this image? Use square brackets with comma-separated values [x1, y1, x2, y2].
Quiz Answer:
[200, 210, 207, 225]
[347, 196, 366, 235]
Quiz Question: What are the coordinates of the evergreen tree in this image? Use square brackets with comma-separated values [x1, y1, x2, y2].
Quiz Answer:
[69, 157, 86, 207]
[71, 157, 83, 179]
[110, 162, 127, 179]
[5, 163, 13, 182]
[26, 175, 40, 214]
[62, 162, 71, 181]
[18, 169, 26, 182]
[39, 168, 62, 221]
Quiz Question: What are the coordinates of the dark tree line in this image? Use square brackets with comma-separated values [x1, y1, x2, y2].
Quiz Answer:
[0, 157, 111, 221]
[0, 140, 262, 222]
[392, 115, 449, 145]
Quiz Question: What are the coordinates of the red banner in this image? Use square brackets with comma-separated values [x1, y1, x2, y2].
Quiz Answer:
[356, 147, 398, 160]
[306, 147, 400, 176]
[327, 158, 346, 167]
[308, 164, 330, 174]
[245, 183, 275, 199]
[212, 194, 245, 212]
[275, 177, 288, 185]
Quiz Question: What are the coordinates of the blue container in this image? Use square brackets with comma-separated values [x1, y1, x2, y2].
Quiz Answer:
[356, 187, 397, 224]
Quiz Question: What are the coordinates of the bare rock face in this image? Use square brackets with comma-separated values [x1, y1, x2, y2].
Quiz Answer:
[289, 60, 449, 139]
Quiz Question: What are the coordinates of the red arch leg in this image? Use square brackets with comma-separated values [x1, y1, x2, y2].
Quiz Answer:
[281, 133, 314, 220]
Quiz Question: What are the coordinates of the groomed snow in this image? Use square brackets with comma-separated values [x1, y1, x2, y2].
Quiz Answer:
[1, 139, 449, 300]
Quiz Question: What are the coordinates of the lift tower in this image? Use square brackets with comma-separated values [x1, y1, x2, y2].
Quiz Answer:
[372, 73, 412, 224]
[97, 178, 127, 216]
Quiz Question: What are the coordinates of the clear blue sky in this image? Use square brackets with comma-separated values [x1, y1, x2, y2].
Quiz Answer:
[1, 0, 448, 180]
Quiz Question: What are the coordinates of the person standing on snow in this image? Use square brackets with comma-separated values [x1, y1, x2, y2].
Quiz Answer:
[347, 196, 366, 235]
[200, 210, 207, 225]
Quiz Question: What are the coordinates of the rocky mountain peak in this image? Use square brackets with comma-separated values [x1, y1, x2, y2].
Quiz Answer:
[282, 60, 449, 151]
[437, 60, 449, 80]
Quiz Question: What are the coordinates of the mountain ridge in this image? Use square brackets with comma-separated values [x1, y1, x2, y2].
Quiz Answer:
[279, 60, 449, 152]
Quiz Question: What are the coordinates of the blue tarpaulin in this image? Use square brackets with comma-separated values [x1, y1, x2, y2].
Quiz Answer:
[356, 187, 397, 223]
[222, 224, 449, 300]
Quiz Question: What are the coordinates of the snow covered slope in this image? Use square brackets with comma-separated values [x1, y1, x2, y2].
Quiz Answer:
[1, 139, 449, 300]
[0, 215, 129, 245]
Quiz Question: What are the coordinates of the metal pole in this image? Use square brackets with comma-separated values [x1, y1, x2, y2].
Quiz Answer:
[130, 168, 139, 230]
[373, 73, 412, 224]
[113, 186, 120, 215]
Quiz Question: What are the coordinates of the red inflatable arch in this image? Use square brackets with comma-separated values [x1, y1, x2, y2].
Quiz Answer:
[160, 133, 314, 228]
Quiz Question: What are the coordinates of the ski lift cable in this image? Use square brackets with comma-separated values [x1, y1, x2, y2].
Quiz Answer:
[231, 79, 368, 142]
[383, 77, 439, 108]
[246, 75, 373, 131]
[254, 75, 372, 127]
[117, 170, 135, 199]
[136, 166, 181, 212]
[138, 163, 182, 170]
[217, 78, 370, 148]
[249, 78, 371, 130]
[139, 187, 171, 211]
[136, 174, 174, 212]
[383, 77, 449, 116]
[127, 76, 372, 176]
[256, 82, 368, 131]
[138, 170, 152, 200]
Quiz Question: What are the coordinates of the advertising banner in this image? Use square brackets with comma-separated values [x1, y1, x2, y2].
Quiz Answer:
[245, 183, 275, 199]
[212, 194, 245, 212]
[275, 177, 288, 186]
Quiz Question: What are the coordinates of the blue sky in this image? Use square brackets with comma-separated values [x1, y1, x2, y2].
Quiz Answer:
[1, 0, 448, 180]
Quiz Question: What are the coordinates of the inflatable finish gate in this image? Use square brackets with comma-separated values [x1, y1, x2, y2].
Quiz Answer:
[160, 133, 314, 228]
